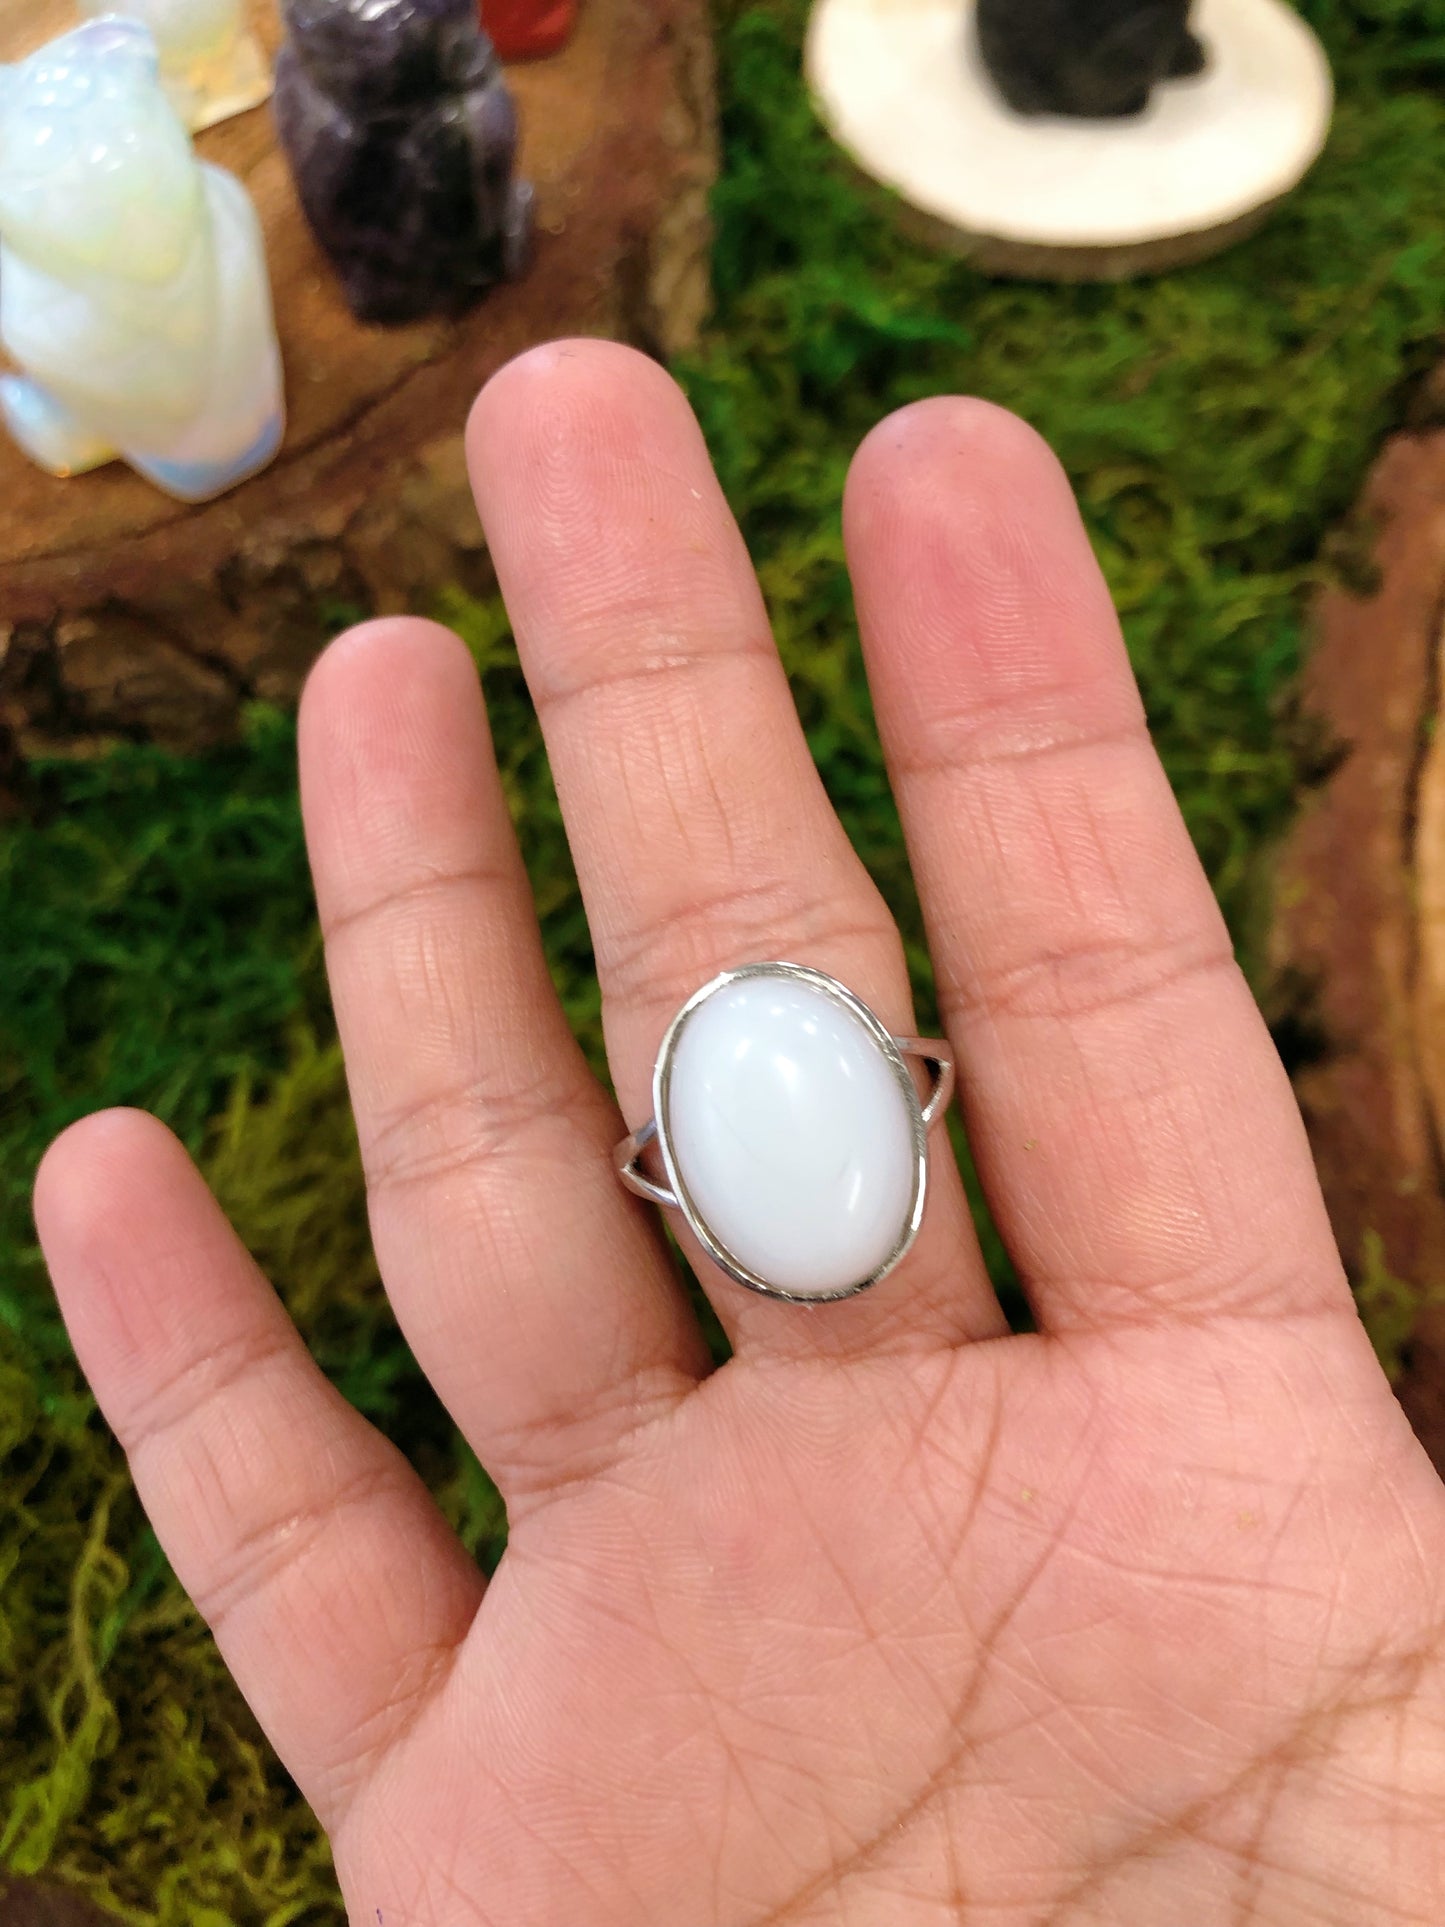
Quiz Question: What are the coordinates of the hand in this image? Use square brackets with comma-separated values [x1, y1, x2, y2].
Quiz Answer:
[35, 342, 1445, 1925]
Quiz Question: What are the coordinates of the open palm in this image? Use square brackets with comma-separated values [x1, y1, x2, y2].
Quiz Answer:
[36, 344, 1445, 1924]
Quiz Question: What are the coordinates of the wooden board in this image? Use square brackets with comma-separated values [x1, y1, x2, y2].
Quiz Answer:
[1269, 419, 1445, 1461]
[0, 0, 717, 750]
[0, 1877, 125, 1927]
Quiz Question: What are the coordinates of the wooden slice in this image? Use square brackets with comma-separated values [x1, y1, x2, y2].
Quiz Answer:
[1270, 423, 1445, 1349]
[0, 0, 717, 750]
[805, 0, 1332, 278]
[0, 1877, 126, 1927]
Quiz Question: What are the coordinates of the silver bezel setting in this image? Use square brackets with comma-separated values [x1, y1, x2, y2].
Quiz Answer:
[616, 962, 953, 1305]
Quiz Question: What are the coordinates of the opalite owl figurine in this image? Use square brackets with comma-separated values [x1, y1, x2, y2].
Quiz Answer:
[274, 0, 533, 326]
[0, 19, 285, 503]
[976, 0, 1207, 119]
[77, 0, 272, 131]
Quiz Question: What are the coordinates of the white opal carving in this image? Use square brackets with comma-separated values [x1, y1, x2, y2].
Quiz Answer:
[78, 0, 273, 132]
[0, 19, 285, 504]
[659, 967, 924, 1300]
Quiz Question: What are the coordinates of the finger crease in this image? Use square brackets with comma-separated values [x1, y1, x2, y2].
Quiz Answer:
[945, 929, 1236, 1028]
[118, 1319, 295, 1460]
[531, 634, 777, 718]
[892, 709, 1150, 785]
[361, 1072, 610, 1199]
[603, 891, 900, 1026]
[320, 861, 519, 950]
[196, 1451, 411, 1645]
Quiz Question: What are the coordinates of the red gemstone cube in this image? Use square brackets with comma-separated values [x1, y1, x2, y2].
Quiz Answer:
[481, 0, 578, 59]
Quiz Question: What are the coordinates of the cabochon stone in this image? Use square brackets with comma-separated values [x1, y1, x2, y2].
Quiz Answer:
[663, 974, 918, 1299]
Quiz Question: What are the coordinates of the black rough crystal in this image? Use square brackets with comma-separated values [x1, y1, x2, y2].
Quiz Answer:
[274, 0, 533, 326]
[976, 0, 1208, 120]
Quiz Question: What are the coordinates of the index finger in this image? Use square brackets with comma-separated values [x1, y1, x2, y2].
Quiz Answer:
[844, 398, 1349, 1333]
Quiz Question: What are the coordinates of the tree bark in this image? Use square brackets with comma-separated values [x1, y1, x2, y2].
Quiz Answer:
[1269, 420, 1445, 1463]
[0, 0, 717, 754]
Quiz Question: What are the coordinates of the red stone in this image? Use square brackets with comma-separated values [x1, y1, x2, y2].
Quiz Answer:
[481, 0, 577, 59]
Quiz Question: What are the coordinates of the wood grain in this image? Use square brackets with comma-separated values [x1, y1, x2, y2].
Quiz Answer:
[0, 0, 717, 749]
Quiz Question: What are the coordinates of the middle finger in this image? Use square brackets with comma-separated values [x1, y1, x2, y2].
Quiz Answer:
[468, 342, 1003, 1355]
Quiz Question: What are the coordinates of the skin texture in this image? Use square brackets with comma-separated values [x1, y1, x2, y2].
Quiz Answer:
[34, 341, 1445, 1925]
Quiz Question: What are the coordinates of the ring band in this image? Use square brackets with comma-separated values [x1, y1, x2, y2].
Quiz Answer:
[615, 962, 954, 1304]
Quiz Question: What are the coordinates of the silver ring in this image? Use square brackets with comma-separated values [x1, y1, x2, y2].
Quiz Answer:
[614, 962, 954, 1304]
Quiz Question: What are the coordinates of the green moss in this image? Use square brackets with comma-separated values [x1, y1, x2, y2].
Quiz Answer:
[1356, 1228, 1439, 1382]
[686, 0, 1445, 962]
[7, 1, 1445, 1913]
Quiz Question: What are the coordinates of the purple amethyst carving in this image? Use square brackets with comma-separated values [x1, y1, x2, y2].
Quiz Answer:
[274, 0, 533, 326]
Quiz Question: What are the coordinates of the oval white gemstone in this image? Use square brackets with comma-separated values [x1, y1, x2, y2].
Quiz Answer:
[662, 973, 920, 1298]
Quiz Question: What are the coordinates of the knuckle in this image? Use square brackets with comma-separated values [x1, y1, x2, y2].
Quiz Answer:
[893, 701, 1148, 786]
[360, 1066, 609, 1199]
[487, 1360, 691, 1512]
[320, 862, 513, 952]
[601, 876, 903, 1028]
[533, 635, 768, 715]
[192, 1448, 407, 1642]
[118, 1319, 294, 1460]
[946, 927, 1235, 1028]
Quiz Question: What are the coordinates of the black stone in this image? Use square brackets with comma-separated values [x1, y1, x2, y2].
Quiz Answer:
[273, 0, 533, 327]
[976, 0, 1209, 121]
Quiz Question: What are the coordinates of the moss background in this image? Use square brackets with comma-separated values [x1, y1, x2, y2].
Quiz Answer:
[5, 0, 1445, 1916]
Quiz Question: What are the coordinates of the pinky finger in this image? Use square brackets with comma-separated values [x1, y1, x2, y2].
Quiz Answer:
[33, 1109, 485, 1834]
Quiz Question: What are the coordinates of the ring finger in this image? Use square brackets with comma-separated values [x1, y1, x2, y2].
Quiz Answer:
[467, 341, 1003, 1356]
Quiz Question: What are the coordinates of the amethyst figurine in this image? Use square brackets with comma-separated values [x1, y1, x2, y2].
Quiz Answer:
[274, 0, 532, 325]
[976, 0, 1208, 120]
